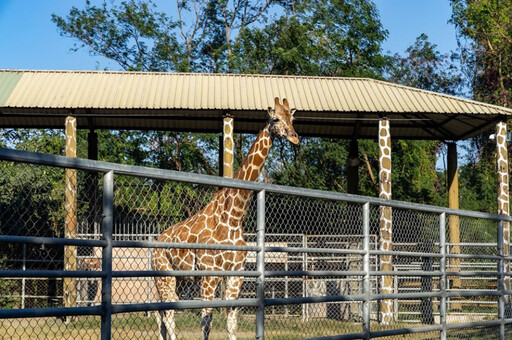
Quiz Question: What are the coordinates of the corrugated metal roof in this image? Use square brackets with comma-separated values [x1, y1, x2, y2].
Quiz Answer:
[1, 69, 511, 140]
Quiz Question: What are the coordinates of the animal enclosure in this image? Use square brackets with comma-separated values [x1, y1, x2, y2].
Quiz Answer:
[0, 148, 511, 339]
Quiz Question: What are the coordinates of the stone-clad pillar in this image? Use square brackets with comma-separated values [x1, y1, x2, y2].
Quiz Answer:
[64, 116, 78, 311]
[496, 122, 510, 292]
[223, 115, 234, 179]
[221, 115, 234, 315]
[378, 119, 393, 324]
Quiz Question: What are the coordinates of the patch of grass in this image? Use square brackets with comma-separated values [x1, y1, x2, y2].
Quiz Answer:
[0, 312, 506, 339]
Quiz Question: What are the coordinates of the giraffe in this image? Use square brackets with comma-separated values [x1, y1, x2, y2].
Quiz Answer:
[151, 97, 299, 340]
[378, 118, 393, 325]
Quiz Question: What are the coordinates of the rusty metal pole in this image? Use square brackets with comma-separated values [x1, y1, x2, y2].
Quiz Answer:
[64, 116, 78, 315]
[347, 139, 360, 195]
[447, 142, 462, 311]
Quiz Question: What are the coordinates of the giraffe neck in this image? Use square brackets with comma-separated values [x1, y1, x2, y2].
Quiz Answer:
[233, 124, 273, 182]
[212, 124, 273, 229]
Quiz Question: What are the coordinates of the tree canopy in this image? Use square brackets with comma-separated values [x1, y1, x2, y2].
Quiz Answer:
[0, 0, 505, 215]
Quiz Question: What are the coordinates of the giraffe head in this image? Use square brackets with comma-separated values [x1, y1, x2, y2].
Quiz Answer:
[268, 97, 299, 144]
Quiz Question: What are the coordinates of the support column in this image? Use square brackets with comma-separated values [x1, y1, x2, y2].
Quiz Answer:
[347, 139, 360, 194]
[64, 116, 78, 312]
[496, 122, 510, 295]
[87, 129, 99, 233]
[221, 115, 234, 316]
[223, 115, 234, 179]
[378, 119, 393, 325]
[447, 143, 462, 311]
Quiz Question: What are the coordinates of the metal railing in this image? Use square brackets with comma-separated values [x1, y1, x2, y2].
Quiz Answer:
[0, 147, 512, 339]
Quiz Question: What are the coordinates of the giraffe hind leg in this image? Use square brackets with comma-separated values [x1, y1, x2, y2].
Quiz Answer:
[154, 275, 179, 340]
[200, 276, 222, 340]
[152, 245, 180, 340]
[225, 276, 244, 340]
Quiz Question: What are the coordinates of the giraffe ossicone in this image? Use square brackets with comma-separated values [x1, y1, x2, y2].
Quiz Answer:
[152, 97, 298, 340]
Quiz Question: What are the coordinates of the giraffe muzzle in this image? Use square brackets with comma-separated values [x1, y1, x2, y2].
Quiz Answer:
[287, 133, 299, 145]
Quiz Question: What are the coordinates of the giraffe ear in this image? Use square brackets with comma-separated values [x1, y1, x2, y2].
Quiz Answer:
[274, 97, 283, 115]
[290, 108, 296, 116]
[283, 98, 290, 111]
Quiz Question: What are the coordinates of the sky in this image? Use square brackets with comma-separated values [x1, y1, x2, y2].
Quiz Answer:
[0, 0, 459, 71]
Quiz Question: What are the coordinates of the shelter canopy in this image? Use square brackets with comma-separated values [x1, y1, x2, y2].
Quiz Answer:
[1, 69, 512, 140]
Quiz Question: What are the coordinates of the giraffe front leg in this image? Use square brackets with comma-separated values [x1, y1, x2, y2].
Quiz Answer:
[201, 276, 221, 340]
[155, 276, 179, 340]
[225, 276, 244, 340]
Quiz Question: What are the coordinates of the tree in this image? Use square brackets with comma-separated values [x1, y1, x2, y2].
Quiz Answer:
[386, 34, 463, 96]
[450, 0, 512, 107]
[52, 0, 275, 73]
[450, 0, 512, 214]
[233, 0, 389, 77]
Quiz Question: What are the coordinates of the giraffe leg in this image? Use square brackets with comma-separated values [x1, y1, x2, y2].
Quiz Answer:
[152, 247, 180, 340]
[155, 276, 179, 340]
[225, 276, 244, 340]
[200, 276, 221, 340]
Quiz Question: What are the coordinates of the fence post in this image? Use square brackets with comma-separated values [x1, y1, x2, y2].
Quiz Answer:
[101, 171, 114, 340]
[256, 190, 266, 340]
[498, 219, 505, 340]
[362, 202, 371, 340]
[439, 213, 447, 340]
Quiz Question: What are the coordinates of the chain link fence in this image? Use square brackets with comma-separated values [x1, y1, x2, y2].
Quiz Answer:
[1, 149, 511, 339]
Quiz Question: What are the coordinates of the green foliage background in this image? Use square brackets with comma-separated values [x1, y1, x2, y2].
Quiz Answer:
[2, 0, 511, 245]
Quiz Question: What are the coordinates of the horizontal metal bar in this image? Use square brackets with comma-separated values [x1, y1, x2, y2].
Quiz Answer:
[3, 269, 500, 280]
[371, 271, 442, 277]
[372, 292, 441, 300]
[266, 294, 366, 306]
[1, 147, 510, 221]
[113, 270, 260, 278]
[0, 306, 102, 319]
[372, 271, 500, 277]
[371, 290, 504, 301]
[370, 250, 443, 258]
[265, 246, 365, 255]
[112, 240, 259, 252]
[0, 270, 107, 278]
[111, 298, 258, 314]
[446, 290, 502, 298]
[372, 250, 500, 261]
[0, 235, 107, 247]
[445, 253, 501, 260]
[265, 270, 365, 277]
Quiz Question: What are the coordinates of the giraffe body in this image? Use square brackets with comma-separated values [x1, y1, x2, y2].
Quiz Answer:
[152, 98, 298, 340]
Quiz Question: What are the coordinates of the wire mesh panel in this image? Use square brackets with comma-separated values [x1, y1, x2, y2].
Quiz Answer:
[0, 162, 103, 339]
[0, 163, 65, 309]
[112, 174, 260, 339]
[1, 151, 511, 340]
